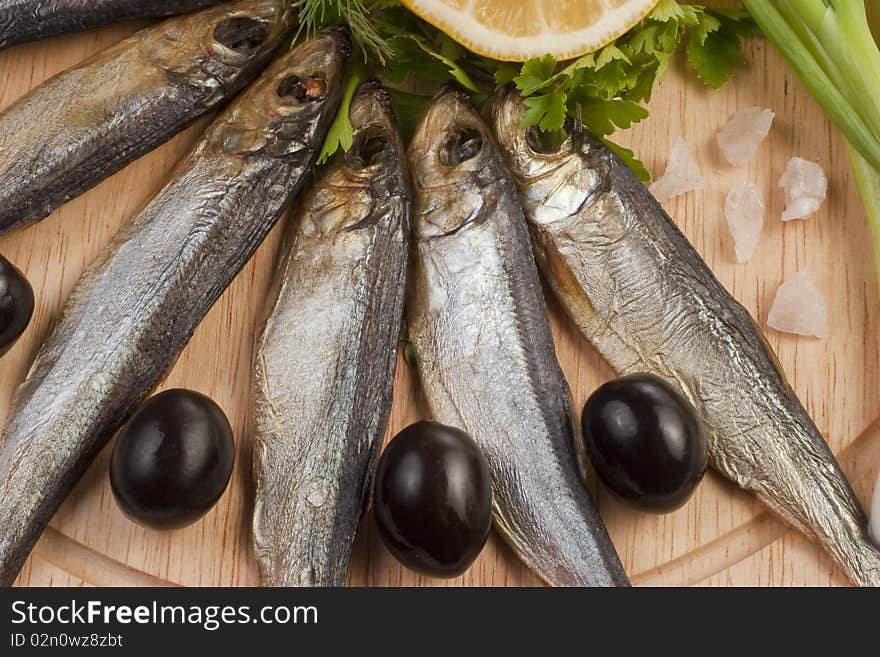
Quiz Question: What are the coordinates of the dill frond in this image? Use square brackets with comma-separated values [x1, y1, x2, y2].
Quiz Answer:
[293, 0, 392, 63]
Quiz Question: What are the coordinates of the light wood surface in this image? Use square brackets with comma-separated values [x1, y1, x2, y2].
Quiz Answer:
[2, 6, 879, 587]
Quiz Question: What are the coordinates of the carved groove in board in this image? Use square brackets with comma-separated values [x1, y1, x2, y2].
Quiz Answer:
[34, 527, 178, 588]
[26, 417, 880, 587]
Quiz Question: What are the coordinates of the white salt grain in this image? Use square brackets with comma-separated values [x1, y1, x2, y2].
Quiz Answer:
[724, 181, 764, 263]
[870, 472, 880, 547]
[717, 107, 775, 166]
[767, 270, 827, 338]
[648, 137, 705, 201]
[779, 157, 827, 221]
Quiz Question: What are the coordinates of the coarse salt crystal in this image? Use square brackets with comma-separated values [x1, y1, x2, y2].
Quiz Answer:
[648, 137, 705, 201]
[724, 181, 764, 263]
[717, 107, 775, 166]
[767, 270, 827, 338]
[779, 157, 827, 221]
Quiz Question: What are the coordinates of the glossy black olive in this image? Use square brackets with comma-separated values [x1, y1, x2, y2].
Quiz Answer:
[373, 421, 492, 578]
[0, 254, 34, 357]
[581, 373, 708, 513]
[110, 389, 234, 529]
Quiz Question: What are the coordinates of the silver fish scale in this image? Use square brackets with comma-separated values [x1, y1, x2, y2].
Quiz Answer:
[407, 89, 629, 586]
[411, 182, 627, 587]
[0, 30, 349, 586]
[0, 1, 225, 49]
[253, 216, 408, 586]
[0, 0, 292, 235]
[253, 84, 410, 587]
[488, 88, 880, 586]
[253, 225, 404, 585]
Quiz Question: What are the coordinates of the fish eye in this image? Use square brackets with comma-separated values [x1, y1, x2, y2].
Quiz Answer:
[439, 129, 483, 167]
[276, 75, 327, 103]
[349, 131, 387, 170]
[213, 17, 269, 54]
[525, 126, 570, 154]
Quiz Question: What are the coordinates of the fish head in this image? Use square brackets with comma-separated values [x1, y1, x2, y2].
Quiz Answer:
[408, 87, 507, 239]
[142, 0, 296, 90]
[344, 80, 408, 180]
[212, 27, 350, 158]
[302, 80, 411, 235]
[486, 86, 611, 227]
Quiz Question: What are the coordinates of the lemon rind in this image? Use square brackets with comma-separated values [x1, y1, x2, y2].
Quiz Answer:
[401, 0, 659, 62]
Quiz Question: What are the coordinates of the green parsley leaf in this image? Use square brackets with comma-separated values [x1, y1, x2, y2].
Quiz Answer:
[628, 24, 659, 55]
[514, 55, 558, 95]
[594, 43, 631, 69]
[317, 60, 367, 164]
[384, 34, 452, 84]
[398, 325, 417, 367]
[604, 138, 650, 182]
[627, 65, 660, 103]
[403, 342, 417, 368]
[411, 36, 480, 92]
[539, 90, 568, 131]
[687, 10, 752, 88]
[711, 8, 762, 36]
[522, 92, 568, 132]
[494, 62, 521, 86]
[576, 97, 650, 136]
[690, 11, 722, 44]
[651, 0, 702, 27]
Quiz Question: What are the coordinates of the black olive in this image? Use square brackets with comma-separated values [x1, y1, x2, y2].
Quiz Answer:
[110, 389, 234, 529]
[0, 254, 34, 357]
[373, 421, 492, 578]
[581, 373, 708, 513]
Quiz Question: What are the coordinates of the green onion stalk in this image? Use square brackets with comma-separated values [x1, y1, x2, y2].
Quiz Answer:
[743, 0, 880, 284]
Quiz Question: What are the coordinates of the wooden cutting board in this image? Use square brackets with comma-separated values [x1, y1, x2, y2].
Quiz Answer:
[2, 9, 879, 588]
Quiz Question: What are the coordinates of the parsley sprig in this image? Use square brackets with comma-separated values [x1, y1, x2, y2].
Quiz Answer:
[299, 0, 757, 180]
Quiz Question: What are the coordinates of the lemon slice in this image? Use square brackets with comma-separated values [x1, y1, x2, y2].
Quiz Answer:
[401, 0, 659, 62]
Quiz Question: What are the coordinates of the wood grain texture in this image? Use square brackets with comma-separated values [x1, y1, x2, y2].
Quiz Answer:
[2, 4, 879, 587]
